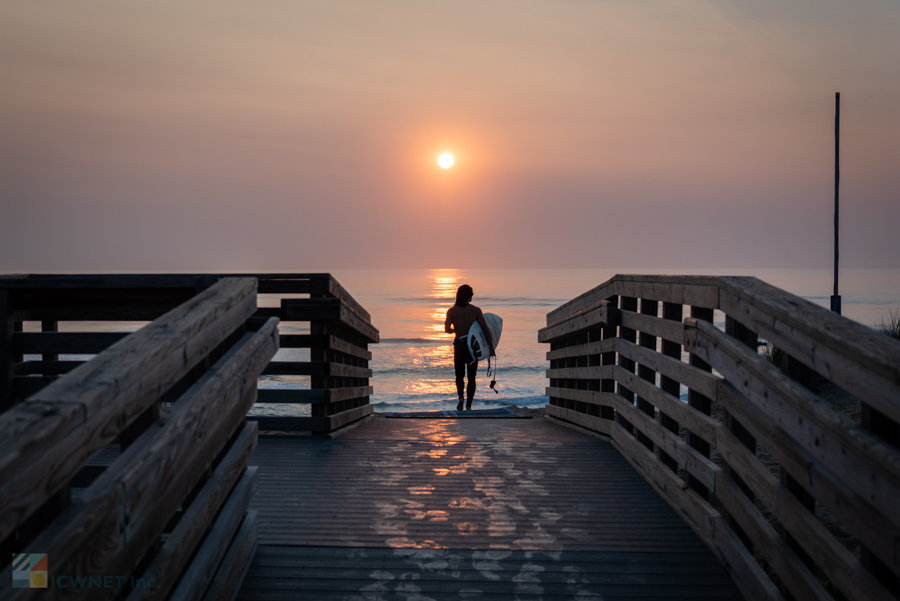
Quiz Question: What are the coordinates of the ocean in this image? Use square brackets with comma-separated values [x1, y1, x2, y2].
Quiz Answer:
[253, 268, 900, 417]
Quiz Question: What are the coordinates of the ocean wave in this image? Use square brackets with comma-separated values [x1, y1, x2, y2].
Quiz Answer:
[372, 365, 547, 376]
[379, 337, 448, 346]
[381, 296, 566, 306]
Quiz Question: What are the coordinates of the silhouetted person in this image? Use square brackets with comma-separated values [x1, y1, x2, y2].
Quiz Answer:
[445, 285, 494, 411]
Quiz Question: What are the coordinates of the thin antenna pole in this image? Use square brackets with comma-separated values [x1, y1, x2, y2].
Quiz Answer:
[831, 92, 841, 314]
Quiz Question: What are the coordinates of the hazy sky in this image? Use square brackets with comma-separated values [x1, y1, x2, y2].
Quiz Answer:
[2, 0, 898, 271]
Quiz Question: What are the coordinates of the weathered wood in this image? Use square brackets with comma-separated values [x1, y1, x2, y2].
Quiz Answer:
[610, 421, 719, 547]
[167, 470, 258, 601]
[256, 386, 373, 405]
[713, 513, 786, 601]
[10, 376, 49, 400]
[13, 360, 83, 376]
[545, 337, 617, 361]
[202, 511, 258, 601]
[612, 392, 720, 492]
[546, 404, 613, 436]
[612, 365, 720, 445]
[0, 290, 15, 412]
[547, 387, 618, 409]
[546, 275, 719, 326]
[620, 309, 685, 345]
[617, 338, 718, 399]
[281, 299, 379, 343]
[13, 332, 127, 354]
[718, 425, 896, 600]
[687, 318, 900, 523]
[717, 380, 900, 578]
[0, 278, 259, 543]
[262, 362, 372, 379]
[715, 470, 831, 601]
[545, 365, 614, 381]
[125, 423, 258, 601]
[10, 287, 198, 322]
[279, 334, 372, 360]
[249, 404, 373, 433]
[538, 301, 609, 342]
[718, 277, 900, 423]
[4, 319, 276, 601]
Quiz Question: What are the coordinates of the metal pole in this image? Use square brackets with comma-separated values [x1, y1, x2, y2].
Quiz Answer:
[831, 92, 841, 314]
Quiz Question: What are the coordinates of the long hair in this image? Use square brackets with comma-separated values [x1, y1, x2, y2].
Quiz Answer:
[455, 284, 473, 307]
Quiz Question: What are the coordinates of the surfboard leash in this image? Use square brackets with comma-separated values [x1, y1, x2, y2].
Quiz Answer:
[489, 356, 499, 393]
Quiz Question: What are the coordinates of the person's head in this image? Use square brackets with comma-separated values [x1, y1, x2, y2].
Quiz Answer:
[455, 284, 474, 307]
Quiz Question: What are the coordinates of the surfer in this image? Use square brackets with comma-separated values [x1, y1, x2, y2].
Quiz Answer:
[445, 284, 495, 411]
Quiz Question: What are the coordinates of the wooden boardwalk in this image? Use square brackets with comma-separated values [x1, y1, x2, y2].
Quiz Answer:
[236, 417, 742, 600]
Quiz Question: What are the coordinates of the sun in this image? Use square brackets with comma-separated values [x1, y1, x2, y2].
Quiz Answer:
[438, 153, 454, 169]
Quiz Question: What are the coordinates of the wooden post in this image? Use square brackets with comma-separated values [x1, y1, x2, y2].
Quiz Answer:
[616, 296, 637, 435]
[723, 315, 759, 552]
[41, 321, 59, 362]
[0, 291, 14, 413]
[686, 306, 714, 499]
[636, 299, 658, 452]
[658, 302, 682, 473]
[600, 296, 617, 420]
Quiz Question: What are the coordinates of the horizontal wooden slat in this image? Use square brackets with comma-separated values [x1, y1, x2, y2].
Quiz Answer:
[547, 387, 617, 408]
[717, 426, 895, 601]
[538, 301, 608, 343]
[545, 365, 613, 380]
[281, 299, 379, 343]
[262, 362, 372, 378]
[6, 318, 277, 601]
[250, 404, 373, 433]
[13, 332, 127, 354]
[612, 366, 720, 445]
[10, 376, 51, 400]
[126, 423, 259, 601]
[546, 404, 612, 436]
[279, 334, 371, 360]
[686, 318, 900, 524]
[609, 421, 719, 547]
[713, 513, 786, 601]
[201, 511, 258, 601]
[0, 278, 259, 543]
[545, 338, 616, 361]
[546, 275, 719, 327]
[612, 394, 719, 492]
[715, 470, 830, 601]
[718, 277, 900, 424]
[167, 470, 258, 601]
[256, 386, 372, 405]
[616, 338, 719, 399]
[14, 360, 83, 376]
[717, 380, 900, 577]
[620, 309, 686, 344]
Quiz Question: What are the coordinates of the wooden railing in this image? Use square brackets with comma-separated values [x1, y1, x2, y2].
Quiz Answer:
[0, 278, 278, 600]
[0, 273, 378, 434]
[539, 275, 900, 601]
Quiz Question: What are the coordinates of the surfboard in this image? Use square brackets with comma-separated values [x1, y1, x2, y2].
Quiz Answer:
[467, 313, 502, 364]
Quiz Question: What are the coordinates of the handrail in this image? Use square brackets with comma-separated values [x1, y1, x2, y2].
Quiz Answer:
[0, 278, 278, 600]
[539, 274, 900, 601]
[0, 273, 379, 435]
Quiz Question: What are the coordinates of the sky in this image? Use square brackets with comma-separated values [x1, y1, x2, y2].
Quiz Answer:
[1, 0, 898, 271]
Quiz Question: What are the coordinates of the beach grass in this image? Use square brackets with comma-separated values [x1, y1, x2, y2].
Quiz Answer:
[877, 308, 900, 340]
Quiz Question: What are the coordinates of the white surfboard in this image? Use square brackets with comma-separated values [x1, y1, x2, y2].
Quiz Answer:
[467, 313, 502, 364]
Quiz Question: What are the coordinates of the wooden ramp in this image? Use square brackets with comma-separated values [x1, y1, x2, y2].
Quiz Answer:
[236, 418, 743, 600]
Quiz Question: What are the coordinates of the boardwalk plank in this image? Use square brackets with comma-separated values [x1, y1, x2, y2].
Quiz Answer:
[237, 418, 743, 599]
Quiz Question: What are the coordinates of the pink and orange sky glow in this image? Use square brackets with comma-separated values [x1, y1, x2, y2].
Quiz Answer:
[1, 1, 898, 271]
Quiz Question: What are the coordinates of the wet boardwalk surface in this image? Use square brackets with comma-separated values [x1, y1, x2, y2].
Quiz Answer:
[236, 418, 742, 600]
